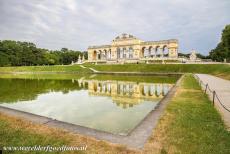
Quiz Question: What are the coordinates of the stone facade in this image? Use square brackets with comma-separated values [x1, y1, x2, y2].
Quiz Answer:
[88, 33, 179, 63]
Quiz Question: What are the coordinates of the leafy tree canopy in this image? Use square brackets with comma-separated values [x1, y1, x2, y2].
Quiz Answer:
[210, 25, 230, 62]
[0, 40, 86, 66]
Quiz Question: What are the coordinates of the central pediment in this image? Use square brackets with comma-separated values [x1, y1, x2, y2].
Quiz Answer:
[112, 33, 142, 46]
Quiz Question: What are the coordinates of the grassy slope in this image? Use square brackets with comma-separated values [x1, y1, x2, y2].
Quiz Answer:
[0, 73, 179, 83]
[87, 63, 229, 73]
[0, 64, 229, 79]
[0, 65, 92, 73]
[143, 74, 230, 153]
[87, 64, 230, 80]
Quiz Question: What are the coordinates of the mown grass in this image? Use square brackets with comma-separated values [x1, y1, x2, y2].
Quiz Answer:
[0, 116, 69, 154]
[0, 73, 179, 83]
[0, 113, 136, 154]
[0, 65, 92, 73]
[144, 74, 230, 153]
[86, 64, 229, 74]
[86, 64, 230, 80]
[0, 64, 230, 80]
[0, 73, 86, 80]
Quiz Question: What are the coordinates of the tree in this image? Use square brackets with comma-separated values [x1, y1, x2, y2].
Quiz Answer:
[0, 40, 83, 66]
[210, 25, 230, 62]
[0, 52, 9, 66]
[83, 51, 88, 60]
[61, 48, 68, 52]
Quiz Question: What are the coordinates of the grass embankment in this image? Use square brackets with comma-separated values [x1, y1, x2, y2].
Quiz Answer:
[86, 64, 230, 80]
[0, 64, 230, 80]
[0, 73, 179, 83]
[0, 65, 92, 73]
[1, 74, 230, 153]
[143, 74, 230, 153]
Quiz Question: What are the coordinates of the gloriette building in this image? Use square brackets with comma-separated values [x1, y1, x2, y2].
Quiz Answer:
[88, 33, 178, 63]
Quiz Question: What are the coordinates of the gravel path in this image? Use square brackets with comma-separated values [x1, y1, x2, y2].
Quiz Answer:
[196, 74, 230, 129]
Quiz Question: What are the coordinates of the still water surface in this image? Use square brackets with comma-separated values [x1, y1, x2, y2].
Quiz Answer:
[0, 74, 178, 135]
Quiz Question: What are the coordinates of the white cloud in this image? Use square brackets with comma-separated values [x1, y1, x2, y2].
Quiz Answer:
[0, 0, 229, 54]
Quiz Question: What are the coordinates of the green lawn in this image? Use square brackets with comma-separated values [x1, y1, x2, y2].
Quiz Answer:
[86, 63, 229, 74]
[0, 64, 230, 80]
[145, 74, 230, 153]
[86, 64, 230, 80]
[0, 65, 92, 73]
[0, 116, 70, 154]
[0, 113, 135, 154]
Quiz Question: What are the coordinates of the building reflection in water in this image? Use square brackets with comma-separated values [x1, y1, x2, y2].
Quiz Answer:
[76, 79, 174, 109]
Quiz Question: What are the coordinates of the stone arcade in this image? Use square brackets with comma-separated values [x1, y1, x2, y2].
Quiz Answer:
[88, 33, 179, 63]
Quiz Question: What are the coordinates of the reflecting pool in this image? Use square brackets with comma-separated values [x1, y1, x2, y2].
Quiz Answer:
[0, 74, 178, 135]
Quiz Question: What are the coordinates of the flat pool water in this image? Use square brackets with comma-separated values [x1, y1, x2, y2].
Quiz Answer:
[0, 74, 178, 135]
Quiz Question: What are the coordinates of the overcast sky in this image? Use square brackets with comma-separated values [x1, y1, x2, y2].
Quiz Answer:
[0, 0, 229, 55]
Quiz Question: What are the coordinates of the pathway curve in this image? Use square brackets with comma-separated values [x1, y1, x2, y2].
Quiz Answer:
[88, 67, 99, 73]
[79, 65, 86, 69]
[79, 65, 99, 73]
[195, 74, 230, 129]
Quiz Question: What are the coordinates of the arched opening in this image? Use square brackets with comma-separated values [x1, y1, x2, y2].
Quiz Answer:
[98, 50, 102, 60]
[93, 82, 97, 92]
[122, 47, 126, 59]
[155, 46, 161, 57]
[107, 83, 111, 93]
[149, 85, 155, 96]
[117, 48, 121, 59]
[141, 47, 145, 58]
[157, 84, 162, 96]
[144, 47, 149, 58]
[118, 48, 124, 59]
[129, 47, 133, 59]
[103, 49, 107, 60]
[143, 85, 148, 96]
[129, 84, 134, 96]
[162, 45, 169, 57]
[108, 49, 112, 59]
[93, 50, 97, 60]
[102, 83, 106, 93]
[149, 46, 155, 58]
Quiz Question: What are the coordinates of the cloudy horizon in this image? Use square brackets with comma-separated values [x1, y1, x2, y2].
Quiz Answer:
[0, 0, 229, 55]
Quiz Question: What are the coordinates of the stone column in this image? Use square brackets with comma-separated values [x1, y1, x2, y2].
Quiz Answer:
[149, 49, 151, 58]
[96, 52, 98, 60]
[123, 49, 126, 59]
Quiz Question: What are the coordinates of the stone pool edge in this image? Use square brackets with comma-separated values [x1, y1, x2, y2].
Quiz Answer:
[0, 75, 183, 149]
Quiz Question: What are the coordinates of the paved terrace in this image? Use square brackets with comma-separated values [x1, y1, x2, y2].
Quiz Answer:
[196, 74, 230, 129]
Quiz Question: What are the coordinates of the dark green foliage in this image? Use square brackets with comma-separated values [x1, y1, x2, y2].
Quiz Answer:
[178, 53, 190, 58]
[0, 40, 86, 66]
[0, 78, 87, 103]
[210, 25, 230, 62]
[0, 74, 178, 103]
